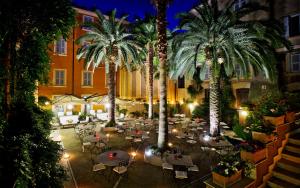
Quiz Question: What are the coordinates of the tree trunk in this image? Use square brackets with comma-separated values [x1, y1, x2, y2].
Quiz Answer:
[107, 60, 116, 125]
[209, 70, 220, 137]
[148, 45, 154, 119]
[3, 41, 12, 120]
[156, 0, 168, 150]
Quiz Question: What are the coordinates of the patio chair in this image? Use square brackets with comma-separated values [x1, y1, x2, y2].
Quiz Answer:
[93, 163, 106, 172]
[113, 165, 127, 174]
[125, 136, 133, 140]
[133, 138, 142, 143]
[175, 171, 188, 179]
[162, 162, 173, 170]
[82, 142, 91, 152]
[188, 165, 199, 172]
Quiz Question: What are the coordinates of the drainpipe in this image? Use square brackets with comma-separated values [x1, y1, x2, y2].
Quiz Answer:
[72, 27, 75, 95]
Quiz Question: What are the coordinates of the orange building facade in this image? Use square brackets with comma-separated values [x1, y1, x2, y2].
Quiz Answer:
[38, 8, 109, 99]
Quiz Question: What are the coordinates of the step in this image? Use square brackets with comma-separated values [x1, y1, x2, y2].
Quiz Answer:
[288, 138, 300, 146]
[286, 143, 300, 154]
[282, 150, 300, 164]
[277, 158, 300, 174]
[289, 134, 300, 146]
[272, 167, 300, 185]
[267, 176, 298, 188]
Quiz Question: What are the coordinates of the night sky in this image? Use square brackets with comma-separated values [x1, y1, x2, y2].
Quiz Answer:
[72, 0, 201, 29]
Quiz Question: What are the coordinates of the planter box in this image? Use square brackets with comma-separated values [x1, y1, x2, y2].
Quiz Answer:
[252, 131, 275, 144]
[241, 148, 266, 164]
[212, 170, 242, 187]
[263, 115, 285, 126]
[286, 112, 295, 123]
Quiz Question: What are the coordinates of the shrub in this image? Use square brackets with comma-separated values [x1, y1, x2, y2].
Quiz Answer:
[239, 140, 265, 153]
[213, 154, 242, 177]
[78, 113, 87, 121]
[233, 124, 252, 141]
[192, 100, 209, 119]
[255, 93, 286, 117]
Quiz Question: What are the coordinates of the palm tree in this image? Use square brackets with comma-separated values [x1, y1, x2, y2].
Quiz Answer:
[76, 10, 142, 126]
[133, 16, 157, 119]
[171, 0, 289, 137]
[152, 0, 172, 150]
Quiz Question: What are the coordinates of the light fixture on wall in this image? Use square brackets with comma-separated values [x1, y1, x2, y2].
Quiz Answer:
[67, 104, 73, 110]
[105, 103, 111, 109]
[217, 57, 224, 64]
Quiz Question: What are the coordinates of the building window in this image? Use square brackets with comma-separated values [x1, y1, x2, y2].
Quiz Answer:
[82, 71, 93, 86]
[82, 15, 94, 31]
[54, 70, 66, 86]
[236, 88, 249, 108]
[178, 76, 185, 88]
[284, 14, 300, 38]
[291, 53, 300, 72]
[54, 37, 67, 55]
[234, 0, 249, 10]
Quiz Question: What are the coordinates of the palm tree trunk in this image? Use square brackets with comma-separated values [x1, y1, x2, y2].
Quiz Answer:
[107, 60, 116, 125]
[156, 0, 168, 150]
[209, 71, 220, 137]
[148, 45, 154, 119]
[3, 41, 12, 120]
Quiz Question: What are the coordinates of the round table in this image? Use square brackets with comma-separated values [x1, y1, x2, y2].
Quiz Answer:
[97, 150, 130, 166]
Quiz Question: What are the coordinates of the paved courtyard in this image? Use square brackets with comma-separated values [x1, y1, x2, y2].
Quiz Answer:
[59, 121, 221, 188]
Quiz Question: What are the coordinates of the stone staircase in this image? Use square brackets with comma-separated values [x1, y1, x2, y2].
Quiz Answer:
[267, 130, 300, 188]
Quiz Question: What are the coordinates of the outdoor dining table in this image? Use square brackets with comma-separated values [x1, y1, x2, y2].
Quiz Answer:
[97, 150, 130, 166]
[166, 154, 194, 167]
[130, 130, 144, 137]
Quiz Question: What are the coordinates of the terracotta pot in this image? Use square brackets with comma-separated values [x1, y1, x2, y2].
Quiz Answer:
[263, 115, 285, 126]
[240, 148, 266, 164]
[252, 131, 275, 144]
[212, 170, 242, 187]
[286, 111, 295, 123]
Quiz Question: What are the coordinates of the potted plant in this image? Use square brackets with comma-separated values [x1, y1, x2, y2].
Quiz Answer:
[79, 113, 87, 121]
[247, 113, 276, 144]
[239, 140, 266, 164]
[212, 154, 243, 187]
[256, 94, 286, 126]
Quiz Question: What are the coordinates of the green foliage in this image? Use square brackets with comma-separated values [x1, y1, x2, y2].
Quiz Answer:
[116, 104, 128, 116]
[0, 101, 66, 187]
[0, 0, 75, 186]
[246, 112, 275, 135]
[79, 113, 87, 121]
[76, 9, 143, 72]
[38, 96, 51, 106]
[239, 140, 265, 153]
[192, 101, 209, 119]
[233, 124, 252, 141]
[244, 162, 255, 178]
[130, 111, 142, 118]
[213, 153, 242, 177]
[168, 104, 179, 117]
[105, 120, 116, 127]
[255, 93, 286, 117]
[170, 1, 289, 82]
[187, 70, 203, 98]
